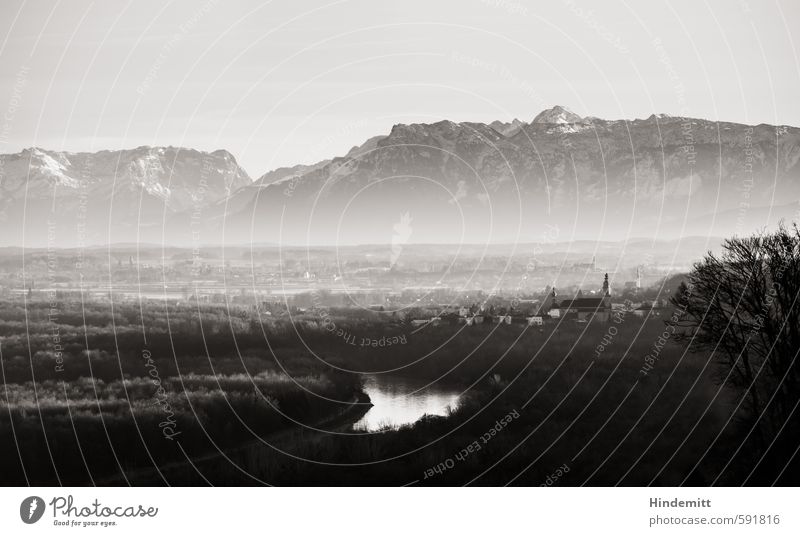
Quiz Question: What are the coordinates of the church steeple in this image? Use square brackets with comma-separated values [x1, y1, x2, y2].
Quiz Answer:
[602, 273, 610, 296]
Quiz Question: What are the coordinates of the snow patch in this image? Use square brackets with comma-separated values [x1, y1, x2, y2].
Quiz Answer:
[31, 149, 80, 187]
[128, 150, 171, 200]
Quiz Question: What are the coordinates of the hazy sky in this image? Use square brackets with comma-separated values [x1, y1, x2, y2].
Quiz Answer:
[1, 0, 799, 177]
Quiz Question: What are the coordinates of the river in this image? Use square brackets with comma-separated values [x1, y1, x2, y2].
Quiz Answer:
[353, 375, 462, 432]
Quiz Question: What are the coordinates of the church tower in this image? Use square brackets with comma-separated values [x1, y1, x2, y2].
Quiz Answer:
[539, 286, 558, 314]
[602, 273, 610, 296]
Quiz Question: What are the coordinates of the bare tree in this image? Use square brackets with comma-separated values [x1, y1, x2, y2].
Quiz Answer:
[672, 224, 800, 452]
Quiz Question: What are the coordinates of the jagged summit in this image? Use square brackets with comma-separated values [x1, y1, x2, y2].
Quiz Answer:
[531, 105, 583, 124]
[489, 118, 525, 136]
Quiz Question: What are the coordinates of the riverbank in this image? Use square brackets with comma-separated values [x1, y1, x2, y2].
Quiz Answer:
[101, 390, 373, 485]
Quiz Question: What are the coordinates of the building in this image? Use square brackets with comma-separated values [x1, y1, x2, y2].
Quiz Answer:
[411, 318, 441, 327]
[536, 287, 559, 315]
[633, 300, 662, 318]
[556, 274, 613, 322]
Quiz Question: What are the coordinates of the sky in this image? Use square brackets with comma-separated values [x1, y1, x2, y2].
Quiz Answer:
[0, 0, 799, 177]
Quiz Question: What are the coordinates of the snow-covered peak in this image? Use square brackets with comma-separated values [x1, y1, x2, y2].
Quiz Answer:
[531, 105, 583, 124]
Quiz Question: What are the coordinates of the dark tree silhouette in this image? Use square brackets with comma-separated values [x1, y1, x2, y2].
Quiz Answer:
[672, 224, 800, 480]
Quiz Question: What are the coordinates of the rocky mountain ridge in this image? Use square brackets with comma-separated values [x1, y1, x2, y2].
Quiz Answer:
[2, 106, 798, 246]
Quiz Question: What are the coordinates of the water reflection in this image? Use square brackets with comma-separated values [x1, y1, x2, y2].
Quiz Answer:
[354, 375, 461, 432]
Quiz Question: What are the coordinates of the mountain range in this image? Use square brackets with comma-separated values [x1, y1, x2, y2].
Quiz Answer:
[1, 106, 798, 247]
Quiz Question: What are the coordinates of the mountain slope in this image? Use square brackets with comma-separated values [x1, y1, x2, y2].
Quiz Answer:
[213, 107, 800, 245]
[3, 107, 798, 246]
[0, 146, 250, 246]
